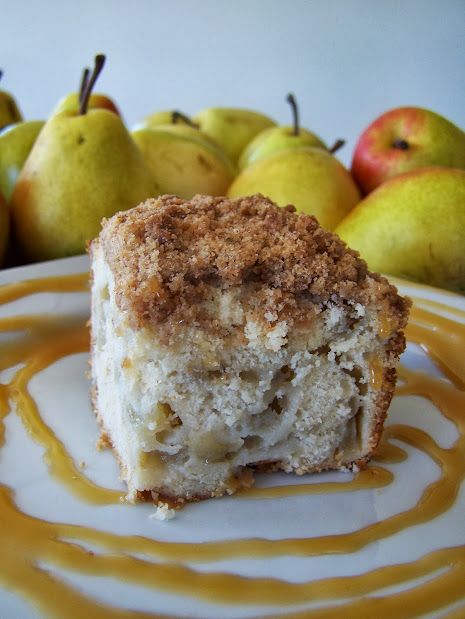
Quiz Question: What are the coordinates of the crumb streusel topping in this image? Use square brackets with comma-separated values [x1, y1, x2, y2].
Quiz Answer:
[96, 194, 408, 332]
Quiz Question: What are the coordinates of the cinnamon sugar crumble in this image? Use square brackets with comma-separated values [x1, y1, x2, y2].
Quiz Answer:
[96, 194, 409, 333]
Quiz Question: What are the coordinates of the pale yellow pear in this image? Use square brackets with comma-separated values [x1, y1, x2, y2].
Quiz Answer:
[335, 167, 465, 292]
[228, 147, 360, 230]
[132, 125, 236, 199]
[134, 110, 191, 130]
[52, 92, 121, 117]
[239, 125, 326, 170]
[238, 93, 327, 170]
[0, 190, 8, 265]
[11, 109, 158, 262]
[0, 71, 22, 130]
[0, 120, 44, 201]
[52, 58, 121, 117]
[193, 107, 276, 163]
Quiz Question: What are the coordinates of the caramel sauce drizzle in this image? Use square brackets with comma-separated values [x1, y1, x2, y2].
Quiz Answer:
[0, 272, 464, 617]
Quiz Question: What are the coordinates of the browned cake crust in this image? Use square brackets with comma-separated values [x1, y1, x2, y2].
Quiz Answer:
[96, 194, 409, 337]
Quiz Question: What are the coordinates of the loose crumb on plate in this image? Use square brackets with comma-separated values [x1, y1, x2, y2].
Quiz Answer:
[149, 503, 177, 521]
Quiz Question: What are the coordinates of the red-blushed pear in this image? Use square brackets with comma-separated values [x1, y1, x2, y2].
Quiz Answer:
[352, 106, 465, 194]
[335, 167, 465, 293]
[11, 55, 158, 263]
[0, 71, 23, 130]
[228, 147, 360, 231]
[238, 94, 341, 170]
[0, 190, 8, 265]
[52, 66, 121, 117]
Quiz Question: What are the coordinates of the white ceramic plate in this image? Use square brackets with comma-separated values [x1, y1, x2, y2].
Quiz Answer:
[1, 255, 464, 618]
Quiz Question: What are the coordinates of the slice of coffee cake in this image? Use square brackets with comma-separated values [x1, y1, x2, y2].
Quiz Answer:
[90, 194, 409, 504]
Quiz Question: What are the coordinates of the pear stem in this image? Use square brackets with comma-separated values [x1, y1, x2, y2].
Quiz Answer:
[286, 93, 300, 136]
[79, 54, 106, 115]
[329, 139, 346, 154]
[79, 67, 90, 107]
[172, 110, 199, 128]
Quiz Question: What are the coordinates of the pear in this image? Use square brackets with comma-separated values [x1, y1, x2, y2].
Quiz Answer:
[0, 190, 9, 265]
[132, 124, 236, 199]
[239, 94, 328, 170]
[193, 107, 276, 163]
[134, 109, 191, 130]
[11, 55, 158, 263]
[335, 167, 465, 293]
[0, 120, 44, 201]
[352, 106, 465, 194]
[52, 66, 120, 116]
[228, 147, 360, 230]
[0, 70, 23, 130]
[133, 111, 220, 148]
[52, 92, 121, 116]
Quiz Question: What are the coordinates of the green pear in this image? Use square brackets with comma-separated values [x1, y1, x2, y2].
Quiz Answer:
[132, 124, 236, 199]
[0, 120, 44, 201]
[0, 190, 9, 265]
[239, 94, 327, 170]
[0, 71, 22, 130]
[11, 56, 158, 263]
[193, 107, 276, 163]
[335, 167, 465, 292]
[228, 147, 360, 230]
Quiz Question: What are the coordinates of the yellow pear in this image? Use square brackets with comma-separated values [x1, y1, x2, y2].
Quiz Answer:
[132, 124, 235, 199]
[0, 120, 44, 202]
[52, 92, 121, 117]
[134, 109, 191, 130]
[335, 167, 465, 292]
[52, 65, 121, 117]
[0, 70, 22, 130]
[228, 147, 360, 230]
[11, 56, 158, 263]
[239, 125, 327, 171]
[0, 191, 9, 265]
[193, 107, 276, 163]
[239, 94, 327, 170]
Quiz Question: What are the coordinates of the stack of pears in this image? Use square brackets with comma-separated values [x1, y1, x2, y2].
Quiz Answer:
[335, 106, 465, 292]
[131, 112, 236, 199]
[0, 70, 24, 264]
[4, 56, 465, 296]
[10, 55, 157, 263]
[2, 65, 359, 267]
[228, 94, 358, 230]
[131, 94, 355, 231]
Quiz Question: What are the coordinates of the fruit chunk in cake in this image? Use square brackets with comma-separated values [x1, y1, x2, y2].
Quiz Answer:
[90, 194, 409, 503]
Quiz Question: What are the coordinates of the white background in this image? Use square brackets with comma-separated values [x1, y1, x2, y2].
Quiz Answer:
[2, 0, 465, 166]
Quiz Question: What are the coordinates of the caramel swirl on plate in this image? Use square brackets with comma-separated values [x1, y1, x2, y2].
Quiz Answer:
[0, 273, 464, 617]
